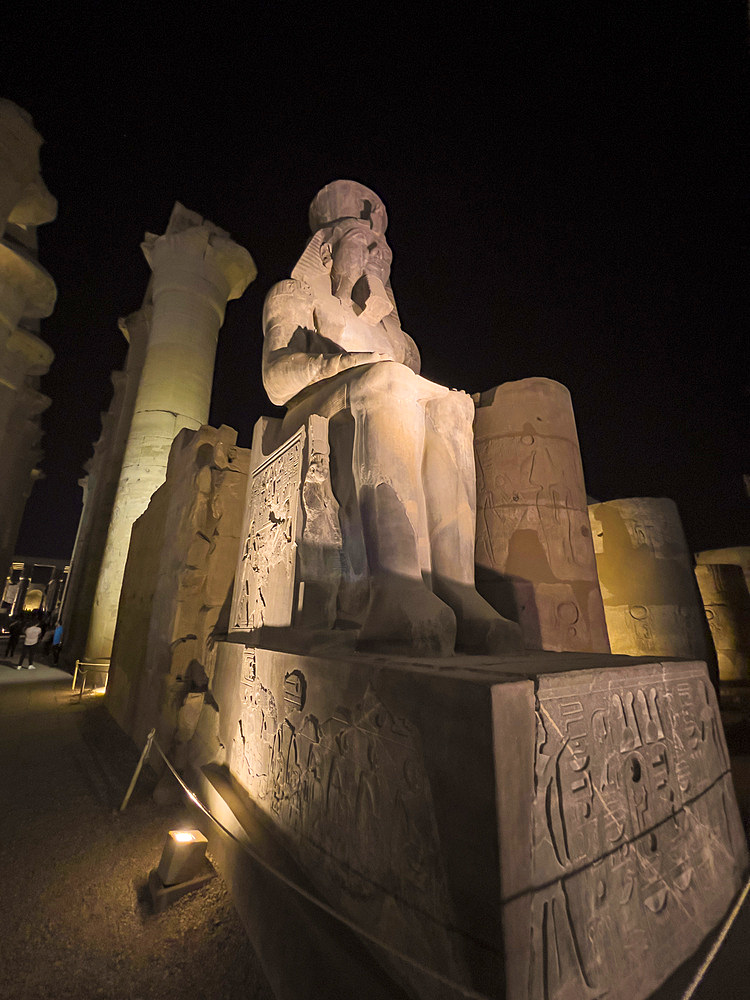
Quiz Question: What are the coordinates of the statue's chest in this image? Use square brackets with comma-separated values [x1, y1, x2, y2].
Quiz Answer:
[314, 300, 403, 358]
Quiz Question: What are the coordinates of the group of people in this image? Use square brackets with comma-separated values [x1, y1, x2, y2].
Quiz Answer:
[4, 613, 63, 669]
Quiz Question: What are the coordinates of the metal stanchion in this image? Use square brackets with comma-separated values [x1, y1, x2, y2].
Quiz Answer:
[119, 727, 155, 812]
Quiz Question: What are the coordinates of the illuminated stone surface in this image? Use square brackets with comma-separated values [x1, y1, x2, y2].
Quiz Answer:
[696, 546, 750, 594]
[473, 378, 610, 653]
[84, 204, 255, 660]
[60, 306, 150, 666]
[588, 498, 714, 669]
[185, 642, 747, 1000]
[0, 99, 56, 237]
[258, 179, 520, 656]
[0, 100, 56, 589]
[105, 424, 250, 760]
[695, 562, 750, 681]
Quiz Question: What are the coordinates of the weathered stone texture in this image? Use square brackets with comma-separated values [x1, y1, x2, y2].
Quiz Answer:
[105, 425, 250, 758]
[60, 307, 150, 665]
[588, 498, 714, 671]
[258, 180, 520, 657]
[191, 644, 747, 1000]
[0, 100, 56, 589]
[85, 203, 255, 660]
[232, 415, 342, 634]
[695, 562, 750, 680]
[696, 546, 750, 594]
[474, 378, 609, 653]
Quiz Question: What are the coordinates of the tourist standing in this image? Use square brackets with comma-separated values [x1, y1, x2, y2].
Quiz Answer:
[17, 618, 42, 669]
[5, 617, 24, 658]
[52, 622, 63, 665]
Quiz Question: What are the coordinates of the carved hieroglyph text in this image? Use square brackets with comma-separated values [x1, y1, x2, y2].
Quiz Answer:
[232, 431, 303, 629]
[525, 662, 745, 1000]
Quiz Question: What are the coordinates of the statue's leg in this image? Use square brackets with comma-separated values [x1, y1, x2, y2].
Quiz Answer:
[424, 390, 523, 654]
[346, 363, 457, 656]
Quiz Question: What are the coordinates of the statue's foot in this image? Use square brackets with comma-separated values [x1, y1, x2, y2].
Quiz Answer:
[356, 579, 456, 657]
[434, 580, 523, 655]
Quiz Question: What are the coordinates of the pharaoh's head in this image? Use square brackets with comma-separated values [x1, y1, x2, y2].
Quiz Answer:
[308, 180, 388, 235]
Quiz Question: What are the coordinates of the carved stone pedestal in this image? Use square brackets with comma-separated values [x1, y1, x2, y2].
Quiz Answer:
[190, 643, 747, 1000]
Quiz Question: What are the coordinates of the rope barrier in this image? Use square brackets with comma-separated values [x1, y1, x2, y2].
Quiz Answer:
[123, 729, 495, 1000]
[121, 729, 750, 1000]
[679, 873, 750, 1000]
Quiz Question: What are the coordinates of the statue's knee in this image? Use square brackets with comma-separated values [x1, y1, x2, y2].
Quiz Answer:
[428, 388, 474, 433]
[348, 361, 417, 406]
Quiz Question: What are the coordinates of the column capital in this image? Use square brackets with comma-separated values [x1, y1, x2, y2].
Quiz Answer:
[6, 326, 54, 376]
[0, 239, 56, 331]
[141, 202, 256, 313]
[0, 100, 44, 235]
[118, 303, 152, 348]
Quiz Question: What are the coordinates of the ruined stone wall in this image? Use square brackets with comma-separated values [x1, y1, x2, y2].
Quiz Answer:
[106, 424, 249, 756]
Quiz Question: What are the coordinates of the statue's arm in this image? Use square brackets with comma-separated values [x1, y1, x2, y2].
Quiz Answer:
[262, 280, 390, 405]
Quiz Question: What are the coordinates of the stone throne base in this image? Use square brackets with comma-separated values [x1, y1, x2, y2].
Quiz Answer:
[189, 643, 748, 1000]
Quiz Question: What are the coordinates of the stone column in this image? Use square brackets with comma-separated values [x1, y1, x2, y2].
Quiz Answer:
[0, 242, 55, 343]
[85, 204, 256, 661]
[60, 306, 150, 665]
[695, 547, 750, 595]
[473, 378, 609, 652]
[695, 563, 750, 681]
[0, 99, 56, 238]
[0, 380, 52, 581]
[0, 252, 55, 586]
[588, 497, 715, 668]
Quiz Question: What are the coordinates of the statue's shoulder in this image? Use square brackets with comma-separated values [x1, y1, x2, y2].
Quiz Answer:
[266, 277, 313, 300]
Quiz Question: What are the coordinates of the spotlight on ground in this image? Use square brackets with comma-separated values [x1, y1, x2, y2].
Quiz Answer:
[148, 829, 214, 913]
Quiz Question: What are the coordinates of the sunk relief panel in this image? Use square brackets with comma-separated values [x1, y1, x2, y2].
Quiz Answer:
[532, 663, 730, 885]
[525, 661, 746, 1000]
[232, 430, 304, 629]
[228, 653, 463, 989]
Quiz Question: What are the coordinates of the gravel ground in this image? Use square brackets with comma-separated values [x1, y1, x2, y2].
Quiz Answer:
[0, 660, 274, 1000]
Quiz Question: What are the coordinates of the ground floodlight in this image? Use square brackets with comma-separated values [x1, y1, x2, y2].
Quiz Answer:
[157, 829, 208, 886]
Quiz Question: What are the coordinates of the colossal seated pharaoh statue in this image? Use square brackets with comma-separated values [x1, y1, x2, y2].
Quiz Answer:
[258, 180, 521, 657]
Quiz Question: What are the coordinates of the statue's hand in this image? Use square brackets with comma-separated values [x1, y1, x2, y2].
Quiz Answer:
[326, 351, 393, 376]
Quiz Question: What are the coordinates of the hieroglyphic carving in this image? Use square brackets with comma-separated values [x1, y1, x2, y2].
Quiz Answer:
[296, 414, 342, 629]
[283, 669, 306, 712]
[232, 430, 304, 629]
[229, 657, 460, 986]
[527, 662, 746, 1000]
[589, 498, 711, 662]
[473, 379, 609, 653]
[694, 562, 750, 681]
[232, 415, 343, 632]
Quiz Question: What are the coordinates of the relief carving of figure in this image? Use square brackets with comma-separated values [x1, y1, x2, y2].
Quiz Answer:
[262, 180, 522, 656]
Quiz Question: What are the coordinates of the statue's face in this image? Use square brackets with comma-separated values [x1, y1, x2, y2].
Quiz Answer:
[326, 221, 392, 283]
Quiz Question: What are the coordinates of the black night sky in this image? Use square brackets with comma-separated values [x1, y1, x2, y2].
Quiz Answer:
[5, 6, 749, 560]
